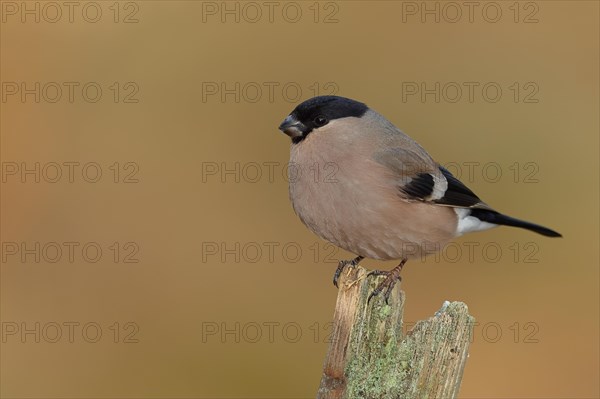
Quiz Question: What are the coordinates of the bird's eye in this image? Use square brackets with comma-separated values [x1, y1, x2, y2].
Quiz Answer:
[314, 115, 328, 127]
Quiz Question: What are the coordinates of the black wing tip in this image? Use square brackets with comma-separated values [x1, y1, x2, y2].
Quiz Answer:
[470, 209, 562, 238]
[533, 227, 562, 238]
[504, 218, 562, 238]
[500, 218, 562, 238]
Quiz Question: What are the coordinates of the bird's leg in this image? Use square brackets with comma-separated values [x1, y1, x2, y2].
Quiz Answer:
[367, 258, 408, 304]
[333, 256, 364, 287]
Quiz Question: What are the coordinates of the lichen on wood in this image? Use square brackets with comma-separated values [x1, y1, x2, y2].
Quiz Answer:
[317, 266, 474, 399]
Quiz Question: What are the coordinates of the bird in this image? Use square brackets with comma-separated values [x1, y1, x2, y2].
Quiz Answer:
[278, 95, 561, 303]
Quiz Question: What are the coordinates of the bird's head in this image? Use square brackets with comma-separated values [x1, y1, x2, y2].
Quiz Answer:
[278, 95, 368, 144]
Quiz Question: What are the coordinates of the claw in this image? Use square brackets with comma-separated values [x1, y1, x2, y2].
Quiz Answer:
[367, 275, 401, 304]
[366, 259, 408, 304]
[333, 256, 364, 287]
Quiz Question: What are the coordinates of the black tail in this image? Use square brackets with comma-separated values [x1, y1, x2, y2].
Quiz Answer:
[470, 209, 562, 237]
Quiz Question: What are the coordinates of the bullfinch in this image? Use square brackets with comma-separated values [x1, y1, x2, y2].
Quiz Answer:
[278, 95, 561, 302]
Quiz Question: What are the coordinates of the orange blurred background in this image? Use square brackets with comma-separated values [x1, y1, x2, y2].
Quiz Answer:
[1, 1, 598, 398]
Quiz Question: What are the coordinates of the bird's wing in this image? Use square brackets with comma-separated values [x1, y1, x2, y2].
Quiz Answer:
[422, 166, 494, 210]
[373, 145, 562, 237]
[374, 147, 494, 211]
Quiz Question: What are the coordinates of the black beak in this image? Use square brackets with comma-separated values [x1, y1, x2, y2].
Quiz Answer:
[278, 115, 305, 138]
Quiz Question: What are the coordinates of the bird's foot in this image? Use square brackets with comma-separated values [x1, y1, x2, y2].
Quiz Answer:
[333, 256, 364, 288]
[367, 259, 407, 304]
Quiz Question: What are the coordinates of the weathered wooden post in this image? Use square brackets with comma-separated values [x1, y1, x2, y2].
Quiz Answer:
[317, 266, 474, 399]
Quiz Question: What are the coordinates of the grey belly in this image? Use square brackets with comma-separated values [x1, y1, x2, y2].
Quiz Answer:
[289, 175, 457, 261]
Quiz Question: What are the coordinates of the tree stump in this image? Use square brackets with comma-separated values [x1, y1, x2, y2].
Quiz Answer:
[317, 266, 474, 399]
